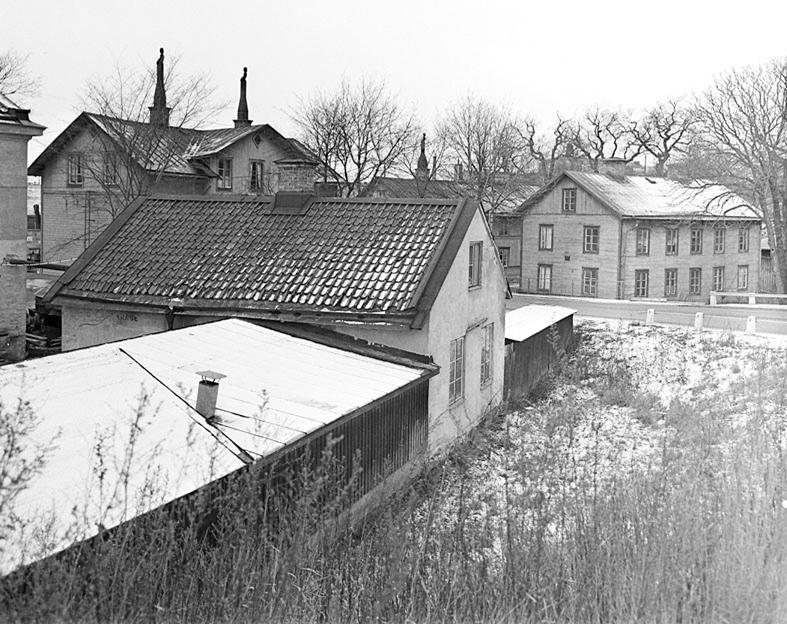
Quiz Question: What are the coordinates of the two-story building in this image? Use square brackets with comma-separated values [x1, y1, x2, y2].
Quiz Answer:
[516, 159, 761, 301]
[27, 50, 318, 265]
[43, 193, 507, 454]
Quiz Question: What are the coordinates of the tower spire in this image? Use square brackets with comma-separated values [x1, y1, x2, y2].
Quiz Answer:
[234, 67, 252, 128]
[149, 47, 171, 127]
[416, 133, 429, 178]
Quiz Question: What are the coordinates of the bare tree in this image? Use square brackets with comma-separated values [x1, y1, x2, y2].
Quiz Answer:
[522, 116, 572, 184]
[631, 99, 696, 176]
[438, 96, 533, 214]
[292, 78, 417, 197]
[0, 49, 39, 101]
[72, 50, 223, 220]
[571, 107, 642, 171]
[693, 59, 787, 292]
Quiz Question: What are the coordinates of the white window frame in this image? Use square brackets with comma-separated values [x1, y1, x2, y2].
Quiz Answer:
[635, 227, 650, 256]
[583, 225, 599, 254]
[562, 188, 577, 212]
[713, 226, 726, 254]
[634, 269, 649, 298]
[738, 227, 750, 253]
[217, 158, 233, 190]
[249, 159, 265, 192]
[480, 324, 493, 387]
[690, 227, 703, 254]
[582, 267, 598, 297]
[665, 227, 679, 255]
[664, 268, 678, 297]
[737, 265, 749, 291]
[538, 224, 553, 250]
[468, 241, 482, 288]
[689, 267, 702, 295]
[449, 336, 465, 405]
[537, 264, 552, 292]
[712, 266, 725, 292]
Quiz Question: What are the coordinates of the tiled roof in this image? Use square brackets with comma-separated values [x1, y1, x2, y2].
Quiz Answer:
[28, 113, 314, 176]
[48, 195, 473, 322]
[520, 171, 759, 220]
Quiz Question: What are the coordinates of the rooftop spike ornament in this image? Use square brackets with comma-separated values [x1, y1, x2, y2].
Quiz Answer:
[149, 47, 171, 127]
[234, 66, 252, 128]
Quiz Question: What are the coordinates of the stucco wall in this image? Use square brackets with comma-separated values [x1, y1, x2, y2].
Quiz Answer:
[491, 215, 522, 287]
[521, 181, 621, 298]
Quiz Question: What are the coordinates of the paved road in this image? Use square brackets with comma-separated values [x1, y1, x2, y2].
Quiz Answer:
[508, 293, 787, 336]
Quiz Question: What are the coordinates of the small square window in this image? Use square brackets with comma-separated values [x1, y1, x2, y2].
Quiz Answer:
[583, 226, 599, 254]
[562, 188, 577, 212]
[468, 242, 482, 288]
[538, 224, 553, 250]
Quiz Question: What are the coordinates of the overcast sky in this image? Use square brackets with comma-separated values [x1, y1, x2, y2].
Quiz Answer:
[4, 0, 787, 162]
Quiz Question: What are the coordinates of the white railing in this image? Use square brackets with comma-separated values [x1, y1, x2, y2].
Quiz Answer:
[710, 291, 787, 305]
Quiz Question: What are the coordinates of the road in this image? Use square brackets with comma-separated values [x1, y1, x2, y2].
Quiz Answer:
[508, 293, 787, 336]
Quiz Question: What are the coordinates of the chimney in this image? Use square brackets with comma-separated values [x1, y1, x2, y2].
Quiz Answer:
[276, 159, 316, 193]
[233, 67, 252, 128]
[195, 370, 226, 422]
[454, 163, 464, 182]
[149, 48, 171, 128]
[598, 157, 627, 178]
[416, 133, 429, 179]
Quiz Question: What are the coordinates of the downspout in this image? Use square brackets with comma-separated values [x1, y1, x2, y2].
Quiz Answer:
[617, 219, 624, 299]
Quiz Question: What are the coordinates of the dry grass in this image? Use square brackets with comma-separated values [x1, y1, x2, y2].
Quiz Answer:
[2, 322, 787, 623]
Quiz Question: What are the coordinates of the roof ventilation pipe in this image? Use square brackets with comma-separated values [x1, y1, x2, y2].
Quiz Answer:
[195, 370, 226, 423]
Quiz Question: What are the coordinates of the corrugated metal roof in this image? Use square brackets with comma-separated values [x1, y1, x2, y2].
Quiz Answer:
[51, 195, 467, 317]
[564, 172, 758, 219]
[0, 319, 430, 574]
[505, 305, 575, 342]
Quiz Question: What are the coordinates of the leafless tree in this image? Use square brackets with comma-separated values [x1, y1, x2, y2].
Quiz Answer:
[438, 96, 534, 214]
[522, 116, 573, 184]
[571, 107, 642, 171]
[630, 99, 696, 176]
[292, 78, 417, 197]
[0, 49, 39, 102]
[692, 59, 787, 292]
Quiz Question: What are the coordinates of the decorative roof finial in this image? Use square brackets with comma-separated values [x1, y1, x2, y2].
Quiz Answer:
[416, 132, 429, 176]
[149, 47, 170, 127]
[234, 66, 252, 128]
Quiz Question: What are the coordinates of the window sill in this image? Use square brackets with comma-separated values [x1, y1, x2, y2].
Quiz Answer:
[448, 397, 464, 408]
[468, 284, 482, 292]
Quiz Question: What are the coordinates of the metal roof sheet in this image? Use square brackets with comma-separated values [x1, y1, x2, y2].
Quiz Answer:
[0, 319, 428, 574]
[505, 305, 575, 342]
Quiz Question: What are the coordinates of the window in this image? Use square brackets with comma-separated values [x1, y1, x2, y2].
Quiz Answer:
[738, 227, 750, 253]
[562, 188, 577, 212]
[538, 224, 553, 250]
[664, 268, 678, 297]
[713, 226, 725, 253]
[498, 247, 510, 268]
[635, 227, 650, 256]
[634, 269, 649, 297]
[468, 242, 482, 287]
[582, 267, 598, 297]
[737, 265, 749, 291]
[249, 160, 265, 192]
[67, 153, 83, 186]
[480, 324, 493, 386]
[665, 227, 679, 255]
[103, 153, 118, 186]
[689, 268, 702, 295]
[583, 226, 599, 253]
[712, 266, 725, 292]
[217, 158, 233, 190]
[498, 219, 510, 236]
[690, 227, 703, 254]
[537, 264, 552, 292]
[449, 336, 465, 404]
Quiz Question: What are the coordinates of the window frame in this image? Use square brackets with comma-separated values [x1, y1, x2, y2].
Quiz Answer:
[713, 226, 726, 254]
[689, 267, 702, 295]
[67, 152, 84, 187]
[498, 247, 510, 268]
[249, 159, 265, 193]
[449, 336, 465, 405]
[635, 227, 651, 256]
[562, 187, 577, 213]
[537, 264, 553, 292]
[634, 269, 650, 298]
[582, 267, 598, 297]
[217, 157, 233, 191]
[664, 268, 678, 297]
[738, 226, 750, 253]
[468, 241, 483, 288]
[665, 227, 679, 256]
[712, 266, 725, 292]
[480, 324, 494, 387]
[690, 226, 703, 255]
[538, 224, 554, 251]
[583, 225, 599, 254]
[737, 265, 749, 291]
[102, 152, 118, 186]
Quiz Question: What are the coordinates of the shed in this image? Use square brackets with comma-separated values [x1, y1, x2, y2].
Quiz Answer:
[0, 319, 436, 575]
[504, 305, 575, 400]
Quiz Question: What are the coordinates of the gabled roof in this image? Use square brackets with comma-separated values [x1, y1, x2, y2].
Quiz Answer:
[45, 194, 481, 328]
[28, 112, 315, 177]
[0, 318, 435, 574]
[518, 171, 759, 220]
[365, 176, 470, 200]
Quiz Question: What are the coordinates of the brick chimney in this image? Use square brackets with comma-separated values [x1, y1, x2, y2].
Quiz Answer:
[149, 48, 171, 128]
[233, 67, 252, 129]
[0, 94, 44, 361]
[276, 159, 316, 193]
[598, 157, 627, 178]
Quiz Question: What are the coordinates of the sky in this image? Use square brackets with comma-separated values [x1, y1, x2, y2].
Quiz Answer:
[4, 0, 787, 162]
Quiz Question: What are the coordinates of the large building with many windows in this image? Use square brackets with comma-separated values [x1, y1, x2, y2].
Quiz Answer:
[515, 159, 761, 301]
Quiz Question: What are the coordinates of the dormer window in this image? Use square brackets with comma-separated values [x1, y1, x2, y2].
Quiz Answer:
[217, 158, 233, 190]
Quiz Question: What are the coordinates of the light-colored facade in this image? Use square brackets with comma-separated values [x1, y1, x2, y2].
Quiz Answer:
[519, 169, 761, 301]
[0, 95, 44, 361]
